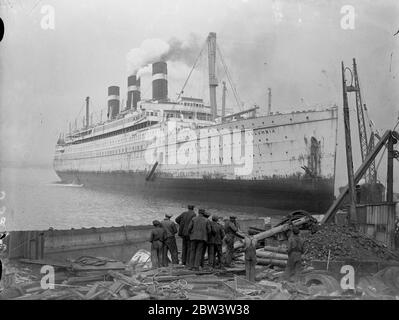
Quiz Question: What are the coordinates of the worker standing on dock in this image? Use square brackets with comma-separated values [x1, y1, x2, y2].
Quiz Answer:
[187, 208, 211, 271]
[161, 214, 179, 266]
[149, 220, 166, 269]
[208, 215, 225, 269]
[200, 211, 211, 268]
[175, 205, 196, 266]
[284, 226, 304, 281]
[224, 216, 244, 267]
[244, 236, 257, 282]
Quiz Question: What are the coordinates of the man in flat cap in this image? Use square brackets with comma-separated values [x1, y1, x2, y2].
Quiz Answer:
[149, 220, 166, 269]
[224, 216, 244, 267]
[187, 208, 211, 270]
[208, 215, 225, 269]
[161, 213, 179, 266]
[175, 205, 196, 266]
[243, 236, 257, 282]
[284, 226, 304, 281]
[200, 210, 212, 268]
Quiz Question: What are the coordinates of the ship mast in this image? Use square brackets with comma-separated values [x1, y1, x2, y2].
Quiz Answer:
[207, 32, 218, 121]
[267, 88, 272, 115]
[85, 96, 90, 128]
[221, 81, 226, 121]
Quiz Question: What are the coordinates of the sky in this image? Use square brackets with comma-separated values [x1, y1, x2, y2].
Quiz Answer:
[0, 0, 398, 189]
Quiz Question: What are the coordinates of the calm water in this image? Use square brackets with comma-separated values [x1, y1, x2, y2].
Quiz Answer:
[0, 166, 280, 231]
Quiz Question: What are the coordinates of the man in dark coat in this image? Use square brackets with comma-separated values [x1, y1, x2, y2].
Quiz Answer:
[285, 226, 304, 281]
[187, 208, 211, 270]
[223, 216, 244, 267]
[149, 220, 166, 269]
[208, 215, 225, 269]
[244, 236, 257, 282]
[161, 213, 179, 266]
[200, 210, 211, 268]
[175, 205, 196, 266]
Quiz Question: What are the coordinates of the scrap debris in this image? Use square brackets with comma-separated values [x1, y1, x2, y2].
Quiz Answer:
[1, 248, 399, 300]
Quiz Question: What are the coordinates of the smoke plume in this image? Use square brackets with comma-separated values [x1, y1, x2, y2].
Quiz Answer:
[126, 39, 170, 76]
[126, 33, 203, 76]
[161, 33, 203, 66]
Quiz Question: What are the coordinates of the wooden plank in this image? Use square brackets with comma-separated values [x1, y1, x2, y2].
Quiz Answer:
[25, 286, 45, 294]
[69, 288, 86, 300]
[257, 258, 287, 267]
[108, 281, 125, 294]
[127, 293, 150, 300]
[66, 274, 106, 284]
[263, 246, 287, 254]
[71, 261, 125, 271]
[119, 288, 130, 299]
[108, 270, 141, 286]
[85, 283, 99, 299]
[256, 249, 288, 260]
[87, 289, 106, 300]
[19, 258, 70, 268]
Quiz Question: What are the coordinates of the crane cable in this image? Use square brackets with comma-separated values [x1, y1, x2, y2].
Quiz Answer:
[177, 42, 207, 101]
[216, 44, 242, 112]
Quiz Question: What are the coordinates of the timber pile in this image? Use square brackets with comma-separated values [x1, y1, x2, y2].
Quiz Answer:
[4, 266, 288, 300]
[303, 224, 399, 263]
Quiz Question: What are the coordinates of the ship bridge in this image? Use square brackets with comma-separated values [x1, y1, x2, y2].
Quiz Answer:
[139, 96, 213, 123]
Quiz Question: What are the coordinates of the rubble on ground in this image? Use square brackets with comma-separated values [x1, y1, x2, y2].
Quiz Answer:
[1, 251, 399, 300]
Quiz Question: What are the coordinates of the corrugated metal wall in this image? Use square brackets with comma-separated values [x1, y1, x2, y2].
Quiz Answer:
[356, 203, 396, 249]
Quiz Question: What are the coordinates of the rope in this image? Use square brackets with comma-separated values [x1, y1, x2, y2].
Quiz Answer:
[217, 44, 242, 112]
[177, 42, 207, 100]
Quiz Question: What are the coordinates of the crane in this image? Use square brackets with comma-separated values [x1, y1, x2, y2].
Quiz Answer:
[347, 58, 377, 184]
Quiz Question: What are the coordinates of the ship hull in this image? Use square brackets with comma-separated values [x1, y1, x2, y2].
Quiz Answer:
[55, 170, 334, 213]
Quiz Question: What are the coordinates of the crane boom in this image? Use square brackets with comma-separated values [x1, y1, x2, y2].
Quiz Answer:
[207, 32, 218, 120]
[350, 59, 377, 184]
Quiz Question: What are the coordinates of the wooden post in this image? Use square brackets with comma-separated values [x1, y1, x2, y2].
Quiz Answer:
[387, 134, 394, 202]
[341, 61, 357, 224]
[85, 96, 90, 128]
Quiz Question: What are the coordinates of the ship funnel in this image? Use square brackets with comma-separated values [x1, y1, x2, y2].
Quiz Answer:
[152, 61, 168, 101]
[127, 75, 141, 111]
[107, 86, 120, 120]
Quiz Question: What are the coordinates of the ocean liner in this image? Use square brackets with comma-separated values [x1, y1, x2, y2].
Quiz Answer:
[54, 33, 338, 213]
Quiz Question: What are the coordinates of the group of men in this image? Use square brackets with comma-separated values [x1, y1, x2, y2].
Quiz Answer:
[149, 204, 305, 282]
[149, 205, 243, 271]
